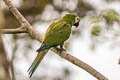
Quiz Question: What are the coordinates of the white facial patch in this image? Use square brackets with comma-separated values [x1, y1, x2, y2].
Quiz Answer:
[75, 16, 80, 23]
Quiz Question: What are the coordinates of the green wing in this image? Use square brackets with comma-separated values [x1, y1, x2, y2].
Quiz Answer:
[42, 21, 72, 46]
[45, 21, 57, 35]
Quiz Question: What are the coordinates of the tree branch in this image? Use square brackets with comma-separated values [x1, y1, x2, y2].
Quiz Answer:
[52, 48, 108, 80]
[3, 0, 109, 80]
[0, 36, 11, 80]
[4, 0, 43, 41]
[0, 27, 26, 34]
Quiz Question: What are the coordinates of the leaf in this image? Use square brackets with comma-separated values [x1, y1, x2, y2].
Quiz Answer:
[91, 25, 101, 36]
[101, 9, 120, 25]
[88, 16, 100, 24]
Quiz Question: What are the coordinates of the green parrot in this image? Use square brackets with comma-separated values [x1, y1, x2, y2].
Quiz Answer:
[27, 13, 80, 77]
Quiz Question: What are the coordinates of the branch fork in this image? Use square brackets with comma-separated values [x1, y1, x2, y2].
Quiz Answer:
[1, 0, 109, 80]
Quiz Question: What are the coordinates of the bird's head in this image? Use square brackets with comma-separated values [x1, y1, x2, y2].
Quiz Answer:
[73, 16, 80, 28]
[63, 14, 80, 28]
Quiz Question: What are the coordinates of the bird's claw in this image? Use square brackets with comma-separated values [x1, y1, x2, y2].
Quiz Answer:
[55, 47, 66, 52]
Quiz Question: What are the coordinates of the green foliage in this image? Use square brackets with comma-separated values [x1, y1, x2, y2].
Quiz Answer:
[88, 9, 120, 37]
[88, 9, 120, 30]
[101, 9, 120, 25]
[91, 25, 101, 36]
[89, 16, 100, 24]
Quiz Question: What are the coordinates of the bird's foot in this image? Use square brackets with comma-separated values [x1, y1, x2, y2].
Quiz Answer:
[55, 47, 66, 52]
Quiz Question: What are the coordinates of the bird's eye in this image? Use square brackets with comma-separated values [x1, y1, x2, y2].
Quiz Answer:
[77, 17, 79, 20]
[75, 16, 80, 23]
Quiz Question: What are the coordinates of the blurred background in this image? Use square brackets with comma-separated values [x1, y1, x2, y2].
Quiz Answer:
[0, 0, 120, 80]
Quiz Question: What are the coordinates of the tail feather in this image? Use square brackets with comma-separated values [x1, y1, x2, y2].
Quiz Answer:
[28, 50, 48, 78]
[36, 45, 51, 52]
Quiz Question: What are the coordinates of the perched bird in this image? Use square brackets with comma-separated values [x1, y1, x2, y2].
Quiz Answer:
[27, 13, 80, 77]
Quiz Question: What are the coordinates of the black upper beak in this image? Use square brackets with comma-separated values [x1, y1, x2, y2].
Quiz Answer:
[73, 22, 79, 28]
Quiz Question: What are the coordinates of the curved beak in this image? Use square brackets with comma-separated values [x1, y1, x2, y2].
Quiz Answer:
[73, 22, 79, 28]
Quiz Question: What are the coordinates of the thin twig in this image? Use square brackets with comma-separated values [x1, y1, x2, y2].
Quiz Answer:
[10, 62, 15, 80]
[10, 41, 17, 80]
[0, 27, 26, 34]
[0, 36, 11, 80]
[3, 0, 109, 80]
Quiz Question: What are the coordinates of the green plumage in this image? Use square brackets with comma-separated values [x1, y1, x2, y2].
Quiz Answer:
[43, 22, 71, 46]
[28, 14, 80, 77]
[42, 14, 77, 47]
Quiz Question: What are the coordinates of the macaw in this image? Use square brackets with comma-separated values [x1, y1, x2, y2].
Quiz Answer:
[28, 13, 80, 77]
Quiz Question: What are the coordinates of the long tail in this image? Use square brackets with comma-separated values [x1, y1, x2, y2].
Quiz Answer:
[27, 50, 49, 78]
[36, 45, 51, 52]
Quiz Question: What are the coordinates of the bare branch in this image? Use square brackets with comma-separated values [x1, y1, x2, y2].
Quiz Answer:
[118, 59, 120, 64]
[4, 0, 43, 41]
[3, 0, 109, 80]
[0, 36, 11, 80]
[4, 0, 30, 26]
[0, 27, 26, 34]
[52, 48, 109, 80]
